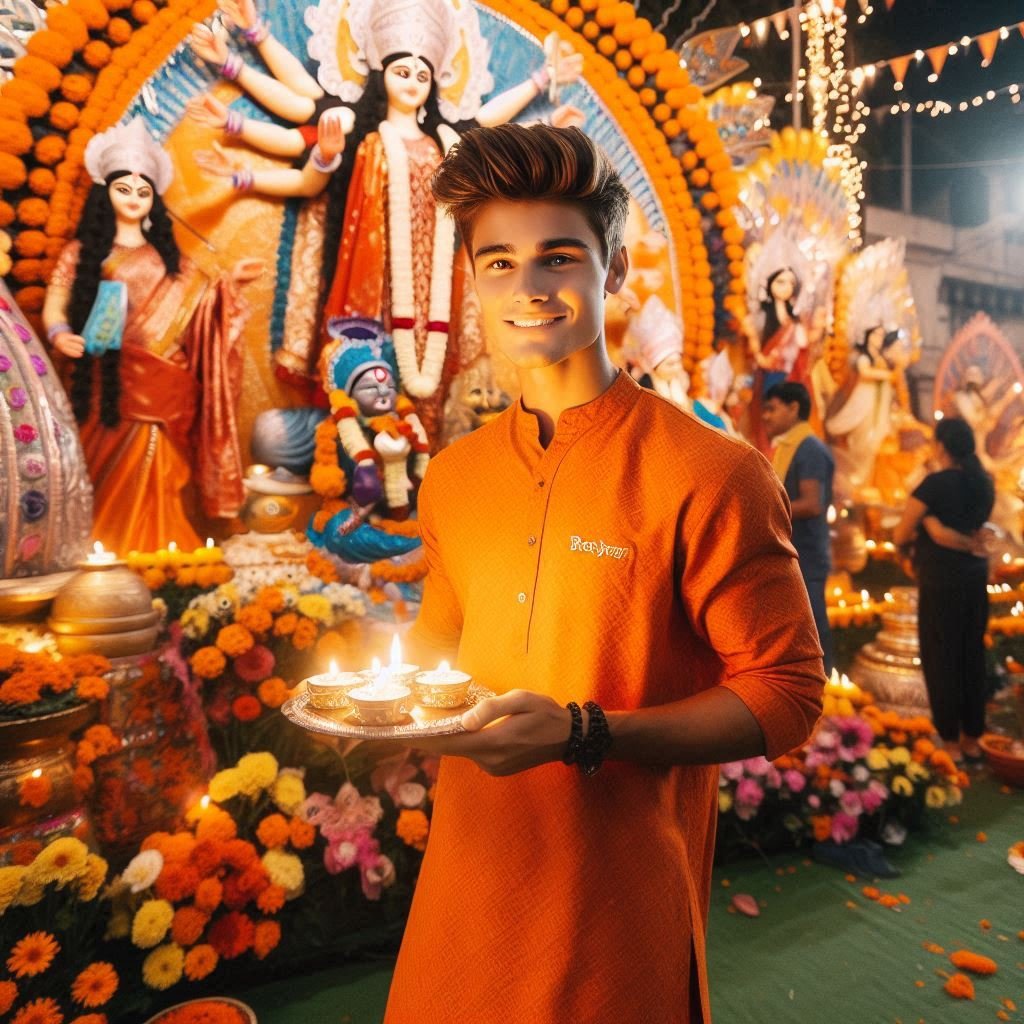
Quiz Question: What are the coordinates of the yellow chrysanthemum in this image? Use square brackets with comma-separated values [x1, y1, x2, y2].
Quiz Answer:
[906, 761, 929, 782]
[208, 767, 242, 803]
[0, 865, 26, 913]
[131, 899, 174, 949]
[13, 879, 45, 907]
[180, 605, 211, 639]
[235, 752, 279, 797]
[888, 746, 911, 766]
[141, 943, 184, 990]
[718, 791, 733, 813]
[947, 785, 963, 806]
[925, 785, 947, 809]
[890, 775, 914, 797]
[866, 748, 889, 771]
[76, 854, 108, 902]
[261, 848, 304, 898]
[271, 770, 306, 815]
[26, 836, 88, 886]
[296, 593, 333, 624]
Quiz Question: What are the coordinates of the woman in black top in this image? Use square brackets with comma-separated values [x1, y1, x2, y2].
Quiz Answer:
[893, 418, 995, 763]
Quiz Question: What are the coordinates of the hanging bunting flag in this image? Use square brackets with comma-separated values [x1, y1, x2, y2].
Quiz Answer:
[771, 10, 790, 38]
[888, 54, 911, 88]
[884, 0, 895, 9]
[977, 29, 1000, 65]
[856, 0, 870, 11]
[1019, 20, 1024, 38]
[926, 44, 948, 78]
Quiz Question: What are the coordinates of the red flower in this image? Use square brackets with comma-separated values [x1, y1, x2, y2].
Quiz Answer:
[231, 695, 262, 722]
[207, 911, 254, 959]
[233, 644, 275, 684]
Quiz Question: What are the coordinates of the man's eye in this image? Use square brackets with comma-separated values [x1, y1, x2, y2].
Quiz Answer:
[488, 259, 511, 270]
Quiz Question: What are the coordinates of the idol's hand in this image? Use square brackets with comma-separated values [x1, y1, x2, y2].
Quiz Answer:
[550, 104, 585, 131]
[551, 46, 583, 86]
[190, 23, 229, 66]
[316, 108, 354, 162]
[185, 93, 230, 130]
[52, 331, 85, 359]
[229, 257, 265, 287]
[194, 142, 244, 178]
[412, 690, 572, 777]
[219, 0, 257, 31]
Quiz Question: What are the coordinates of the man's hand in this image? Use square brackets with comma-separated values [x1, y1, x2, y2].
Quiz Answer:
[412, 689, 572, 777]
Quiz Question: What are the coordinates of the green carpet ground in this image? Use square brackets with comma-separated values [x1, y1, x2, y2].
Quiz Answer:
[233, 772, 1022, 1024]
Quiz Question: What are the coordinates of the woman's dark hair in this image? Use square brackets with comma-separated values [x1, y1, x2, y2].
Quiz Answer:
[68, 171, 180, 427]
[760, 266, 799, 344]
[934, 416, 995, 521]
[855, 325, 901, 360]
[316, 54, 476, 293]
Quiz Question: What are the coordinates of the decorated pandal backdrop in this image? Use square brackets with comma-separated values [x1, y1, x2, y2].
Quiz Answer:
[1, 0, 1023, 1019]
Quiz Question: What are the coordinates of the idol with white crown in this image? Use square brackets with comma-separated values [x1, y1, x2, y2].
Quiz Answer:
[186, 0, 584, 444]
[41, 118, 264, 555]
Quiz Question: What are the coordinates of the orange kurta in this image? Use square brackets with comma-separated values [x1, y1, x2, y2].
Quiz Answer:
[386, 371, 824, 1023]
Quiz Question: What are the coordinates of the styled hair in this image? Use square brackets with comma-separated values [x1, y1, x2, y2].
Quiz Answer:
[856, 325, 901, 359]
[934, 416, 995, 522]
[430, 123, 630, 264]
[760, 266, 799, 343]
[764, 380, 811, 421]
[69, 171, 179, 427]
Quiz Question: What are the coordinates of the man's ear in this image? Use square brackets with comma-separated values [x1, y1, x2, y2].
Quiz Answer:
[604, 245, 629, 295]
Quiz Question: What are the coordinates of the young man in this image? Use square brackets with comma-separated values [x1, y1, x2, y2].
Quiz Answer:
[761, 381, 835, 675]
[387, 124, 824, 1024]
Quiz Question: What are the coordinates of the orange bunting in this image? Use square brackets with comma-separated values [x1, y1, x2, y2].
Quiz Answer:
[926, 44, 948, 78]
[888, 54, 911, 88]
[976, 29, 1000, 66]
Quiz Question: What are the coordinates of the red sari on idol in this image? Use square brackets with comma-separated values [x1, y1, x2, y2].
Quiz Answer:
[50, 240, 247, 553]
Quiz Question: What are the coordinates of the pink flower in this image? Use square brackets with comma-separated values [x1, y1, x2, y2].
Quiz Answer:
[783, 769, 807, 794]
[361, 853, 396, 901]
[742, 756, 771, 777]
[370, 755, 419, 805]
[860, 780, 888, 814]
[396, 782, 426, 808]
[839, 790, 863, 816]
[830, 811, 860, 843]
[233, 644, 275, 682]
[764, 766, 782, 789]
[735, 777, 765, 808]
[834, 717, 874, 761]
[807, 794, 821, 810]
[804, 748, 836, 770]
[323, 826, 374, 873]
[13, 423, 37, 444]
[720, 761, 745, 781]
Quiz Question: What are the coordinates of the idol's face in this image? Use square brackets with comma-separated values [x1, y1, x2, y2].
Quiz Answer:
[384, 56, 433, 115]
[351, 366, 398, 416]
[866, 325, 886, 352]
[769, 268, 797, 303]
[761, 395, 800, 439]
[469, 199, 627, 371]
[108, 173, 154, 225]
[653, 352, 684, 381]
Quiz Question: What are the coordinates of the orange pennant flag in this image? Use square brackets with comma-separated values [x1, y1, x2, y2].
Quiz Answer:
[926, 44, 948, 78]
[884, 0, 895, 9]
[888, 54, 911, 88]
[1019, 20, 1024, 38]
[977, 29, 1000, 66]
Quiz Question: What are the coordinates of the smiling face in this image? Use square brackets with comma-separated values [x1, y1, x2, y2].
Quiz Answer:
[108, 173, 154, 225]
[469, 199, 627, 371]
[383, 56, 433, 115]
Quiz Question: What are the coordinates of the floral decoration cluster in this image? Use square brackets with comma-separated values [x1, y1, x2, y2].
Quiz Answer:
[0, 645, 110, 719]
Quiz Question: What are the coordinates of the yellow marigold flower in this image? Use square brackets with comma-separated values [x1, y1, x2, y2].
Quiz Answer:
[270, 769, 306, 815]
[131, 899, 174, 949]
[6, 931, 59, 977]
[866, 748, 889, 771]
[925, 785, 947, 809]
[947, 785, 963, 806]
[141, 943, 184, 990]
[718, 791, 733, 813]
[261, 848, 304, 898]
[890, 775, 914, 797]
[296, 593, 333, 624]
[208, 767, 242, 803]
[76, 853, 108, 901]
[236, 752, 279, 797]
[26, 836, 88, 886]
[0, 865, 26, 913]
[906, 761, 930, 782]
[13, 879, 45, 907]
[888, 746, 911, 766]
[180, 606, 210, 638]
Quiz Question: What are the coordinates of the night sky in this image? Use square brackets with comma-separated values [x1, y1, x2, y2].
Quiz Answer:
[639, 0, 1024, 220]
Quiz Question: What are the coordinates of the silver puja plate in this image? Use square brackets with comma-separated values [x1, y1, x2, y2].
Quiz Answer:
[281, 684, 494, 739]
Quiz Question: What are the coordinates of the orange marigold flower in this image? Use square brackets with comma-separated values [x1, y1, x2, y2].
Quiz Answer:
[862, 886, 881, 901]
[979, 918, 992, 930]
[257, 676, 289, 709]
[71, 961, 118, 1007]
[976, 832, 988, 843]
[810, 814, 832, 842]
[396, 809, 430, 851]
[73, 763, 95, 797]
[182, 943, 218, 981]
[171, 906, 209, 947]
[253, 919, 281, 960]
[207, 910, 254, 959]
[0, 980, 18, 1015]
[0, 673, 42, 705]
[7, 931, 60, 977]
[216, 623, 254, 657]
[81, 40, 111, 69]
[83, 724, 119, 756]
[195, 806, 236, 844]
[69, 1015, 107, 1024]
[190, 646, 226, 680]
[948, 950, 997, 975]
[291, 618, 319, 650]
[10, 997, 63, 1024]
[232, 695, 262, 722]
[878, 894, 900, 908]
[256, 586, 285, 612]
[76, 675, 109, 701]
[272, 612, 297, 637]
[289, 817, 316, 850]
[193, 877, 224, 913]
[19, 774, 53, 809]
[60, 73, 92, 103]
[256, 884, 286, 914]
[236, 605, 273, 635]
[154, 862, 200, 902]
[943, 972, 975, 1000]
[256, 814, 290, 850]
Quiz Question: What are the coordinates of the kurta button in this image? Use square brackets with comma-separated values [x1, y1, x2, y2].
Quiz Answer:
[527, 536, 537, 546]
[517, 592, 527, 604]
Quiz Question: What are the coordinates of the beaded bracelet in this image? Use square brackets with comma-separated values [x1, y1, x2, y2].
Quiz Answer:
[530, 66, 550, 92]
[242, 18, 270, 45]
[220, 51, 243, 81]
[579, 701, 613, 776]
[46, 322, 72, 342]
[562, 701, 584, 766]
[224, 109, 244, 136]
[311, 144, 342, 174]
[231, 169, 254, 191]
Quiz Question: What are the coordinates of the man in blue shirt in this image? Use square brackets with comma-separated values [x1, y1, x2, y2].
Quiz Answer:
[762, 381, 835, 675]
